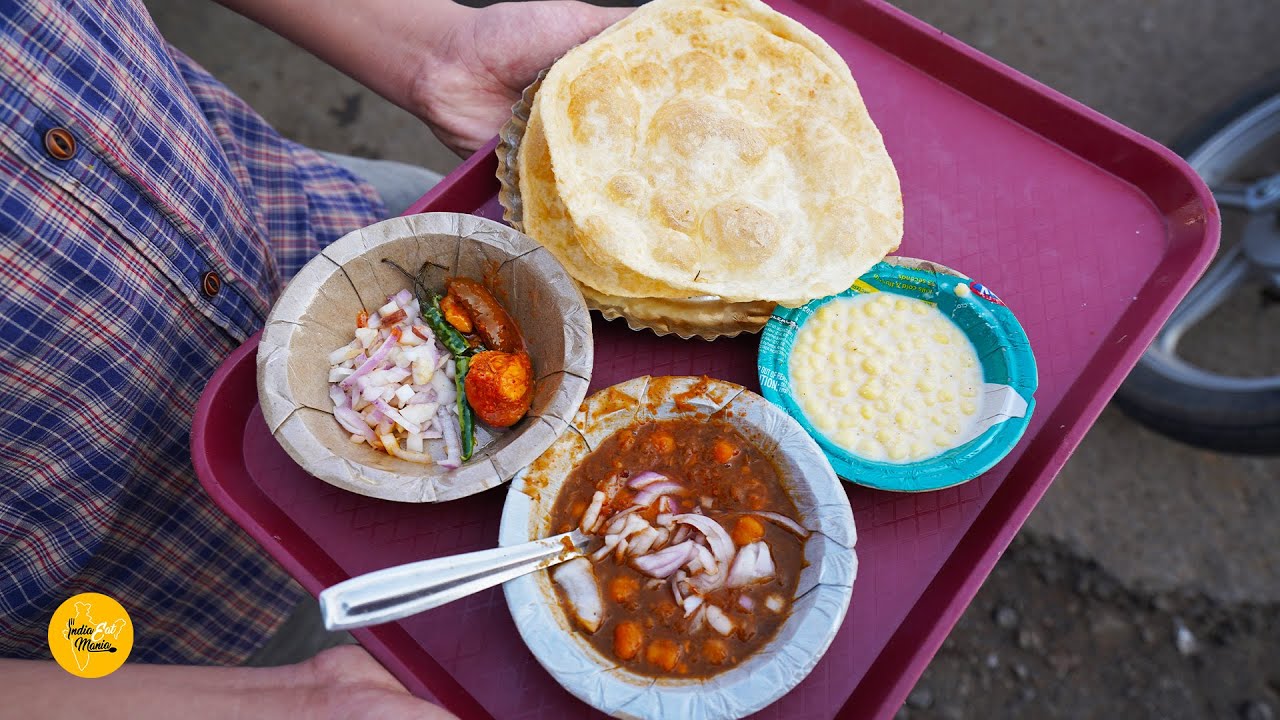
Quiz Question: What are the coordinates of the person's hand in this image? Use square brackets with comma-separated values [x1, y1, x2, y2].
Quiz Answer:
[296, 645, 458, 720]
[416, 1, 632, 155]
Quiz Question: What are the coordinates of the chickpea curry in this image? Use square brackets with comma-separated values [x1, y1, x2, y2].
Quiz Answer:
[547, 418, 808, 678]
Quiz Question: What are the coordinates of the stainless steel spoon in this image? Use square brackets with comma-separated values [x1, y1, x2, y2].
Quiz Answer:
[319, 529, 589, 631]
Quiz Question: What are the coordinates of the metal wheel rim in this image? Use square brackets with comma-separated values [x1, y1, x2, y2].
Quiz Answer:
[1143, 91, 1280, 392]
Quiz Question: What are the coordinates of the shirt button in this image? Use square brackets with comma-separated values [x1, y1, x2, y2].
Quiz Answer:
[44, 127, 77, 160]
[200, 271, 222, 298]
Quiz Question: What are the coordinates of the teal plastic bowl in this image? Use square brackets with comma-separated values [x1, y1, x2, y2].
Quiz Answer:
[758, 257, 1037, 492]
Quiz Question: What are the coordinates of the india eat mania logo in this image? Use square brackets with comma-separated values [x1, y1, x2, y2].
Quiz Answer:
[47, 593, 133, 678]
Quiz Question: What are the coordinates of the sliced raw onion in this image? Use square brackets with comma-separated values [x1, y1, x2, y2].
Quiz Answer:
[592, 535, 620, 562]
[551, 558, 602, 633]
[340, 328, 399, 389]
[705, 604, 733, 636]
[626, 471, 668, 489]
[739, 595, 755, 612]
[335, 406, 376, 442]
[603, 506, 641, 535]
[634, 482, 685, 508]
[682, 595, 704, 617]
[671, 514, 736, 575]
[580, 491, 606, 534]
[748, 511, 810, 539]
[765, 594, 785, 613]
[727, 542, 775, 588]
[632, 540, 695, 578]
[629, 527, 660, 556]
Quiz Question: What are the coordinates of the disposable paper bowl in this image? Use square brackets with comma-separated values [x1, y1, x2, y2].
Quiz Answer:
[256, 212, 593, 503]
[499, 376, 856, 719]
[758, 256, 1038, 493]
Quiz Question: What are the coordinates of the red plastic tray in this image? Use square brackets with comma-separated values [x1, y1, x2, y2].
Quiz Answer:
[192, 1, 1217, 717]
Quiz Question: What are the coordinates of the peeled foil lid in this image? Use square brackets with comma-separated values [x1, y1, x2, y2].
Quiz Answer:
[758, 256, 1039, 493]
[256, 212, 593, 503]
[496, 72, 775, 341]
[498, 376, 857, 719]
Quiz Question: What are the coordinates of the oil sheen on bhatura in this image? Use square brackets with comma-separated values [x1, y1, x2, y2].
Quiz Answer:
[546, 418, 809, 677]
[789, 292, 983, 463]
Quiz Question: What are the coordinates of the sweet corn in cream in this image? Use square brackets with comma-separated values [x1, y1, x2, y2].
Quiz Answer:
[789, 293, 983, 463]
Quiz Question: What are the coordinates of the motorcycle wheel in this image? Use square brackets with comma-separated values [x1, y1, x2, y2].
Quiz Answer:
[1114, 74, 1280, 454]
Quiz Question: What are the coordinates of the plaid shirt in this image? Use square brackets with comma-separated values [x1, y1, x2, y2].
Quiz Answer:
[0, 0, 383, 663]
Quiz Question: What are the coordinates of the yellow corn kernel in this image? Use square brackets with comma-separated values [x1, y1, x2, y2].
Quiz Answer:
[859, 404, 875, 420]
[894, 411, 912, 427]
[833, 381, 851, 398]
[933, 332, 951, 345]
[916, 377, 935, 393]
[874, 428, 894, 445]
[910, 441, 930, 459]
[922, 394, 937, 407]
[895, 297, 910, 311]
[838, 430, 858, 447]
[945, 419, 961, 435]
[887, 442, 908, 461]
[938, 389, 955, 402]
[942, 404, 959, 417]
[858, 382, 881, 400]
[839, 416, 857, 430]
[934, 433, 953, 447]
[865, 301, 885, 319]
[874, 397, 891, 413]
[857, 439, 879, 457]
[911, 301, 930, 315]
[960, 385, 978, 398]
[862, 357, 884, 375]
[961, 400, 977, 415]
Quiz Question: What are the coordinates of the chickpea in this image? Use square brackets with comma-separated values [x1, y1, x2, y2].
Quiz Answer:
[702, 638, 729, 665]
[712, 438, 737, 464]
[608, 575, 640, 608]
[731, 516, 765, 546]
[614, 622, 644, 661]
[649, 431, 675, 454]
[645, 638, 681, 672]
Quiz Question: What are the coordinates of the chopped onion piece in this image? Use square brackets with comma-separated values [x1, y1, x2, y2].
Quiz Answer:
[633, 481, 684, 507]
[580, 491, 605, 534]
[672, 514, 736, 578]
[374, 399, 421, 435]
[632, 540, 696, 578]
[765, 594, 785, 613]
[551, 558, 602, 633]
[727, 542, 775, 588]
[705, 605, 733, 636]
[626, 471, 669, 489]
[628, 527, 660, 556]
[592, 535, 620, 562]
[603, 506, 641, 535]
[394, 385, 415, 404]
[378, 300, 399, 317]
[749, 511, 810, 538]
[739, 595, 755, 612]
[682, 595, 704, 617]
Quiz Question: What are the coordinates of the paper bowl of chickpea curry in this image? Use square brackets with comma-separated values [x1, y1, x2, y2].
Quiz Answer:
[257, 212, 593, 503]
[499, 375, 856, 720]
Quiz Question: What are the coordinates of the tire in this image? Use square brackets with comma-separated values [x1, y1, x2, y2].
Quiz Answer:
[1112, 73, 1280, 455]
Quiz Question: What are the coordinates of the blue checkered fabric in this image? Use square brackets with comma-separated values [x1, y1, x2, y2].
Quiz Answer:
[0, 0, 383, 663]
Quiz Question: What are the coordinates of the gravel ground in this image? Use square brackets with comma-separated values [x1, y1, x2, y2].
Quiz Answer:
[146, 0, 1280, 716]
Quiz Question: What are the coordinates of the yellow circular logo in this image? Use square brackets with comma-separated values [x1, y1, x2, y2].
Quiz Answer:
[48, 593, 133, 678]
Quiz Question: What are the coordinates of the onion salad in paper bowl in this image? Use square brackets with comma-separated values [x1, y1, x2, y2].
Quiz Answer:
[499, 376, 856, 720]
[256, 212, 593, 503]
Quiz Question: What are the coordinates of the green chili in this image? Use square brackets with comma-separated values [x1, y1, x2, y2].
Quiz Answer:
[455, 355, 475, 461]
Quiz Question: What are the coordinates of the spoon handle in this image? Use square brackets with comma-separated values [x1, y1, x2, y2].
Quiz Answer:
[319, 529, 588, 631]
